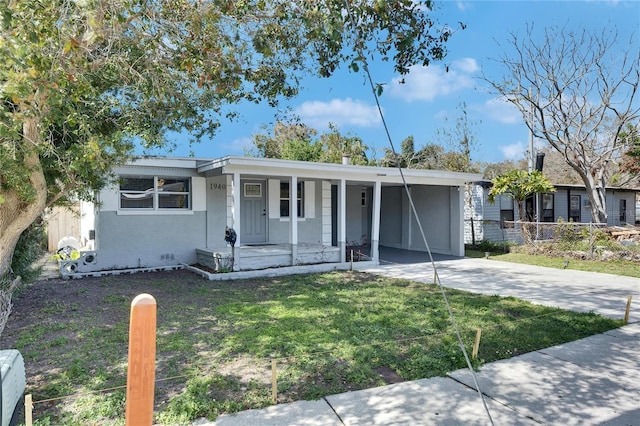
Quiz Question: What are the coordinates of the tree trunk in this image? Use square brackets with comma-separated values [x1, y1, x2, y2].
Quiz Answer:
[581, 170, 608, 224]
[516, 200, 532, 244]
[0, 118, 47, 278]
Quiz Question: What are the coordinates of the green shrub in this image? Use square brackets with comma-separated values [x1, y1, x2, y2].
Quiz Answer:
[10, 219, 47, 284]
[466, 240, 512, 254]
[554, 217, 581, 248]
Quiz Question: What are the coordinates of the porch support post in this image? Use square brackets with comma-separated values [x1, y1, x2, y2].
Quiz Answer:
[451, 185, 465, 257]
[232, 172, 241, 271]
[290, 176, 298, 265]
[371, 180, 382, 264]
[338, 178, 346, 262]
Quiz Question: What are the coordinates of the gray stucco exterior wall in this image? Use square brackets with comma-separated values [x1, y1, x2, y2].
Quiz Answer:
[95, 211, 206, 270]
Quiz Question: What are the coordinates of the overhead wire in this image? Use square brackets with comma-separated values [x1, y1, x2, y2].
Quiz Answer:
[340, 1, 494, 424]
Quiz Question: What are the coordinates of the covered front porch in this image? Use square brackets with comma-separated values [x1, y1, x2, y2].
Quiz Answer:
[196, 243, 342, 272]
[197, 156, 480, 273]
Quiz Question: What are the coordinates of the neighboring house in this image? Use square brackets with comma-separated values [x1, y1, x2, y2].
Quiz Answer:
[465, 181, 639, 244]
[63, 156, 481, 276]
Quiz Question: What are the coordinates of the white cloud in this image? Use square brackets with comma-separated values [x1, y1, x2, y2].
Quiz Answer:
[222, 137, 252, 154]
[481, 97, 522, 124]
[388, 58, 479, 102]
[452, 58, 479, 74]
[500, 142, 525, 160]
[294, 98, 381, 129]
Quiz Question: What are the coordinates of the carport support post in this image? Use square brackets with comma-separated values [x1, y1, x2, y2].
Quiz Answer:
[371, 180, 381, 264]
[624, 296, 632, 324]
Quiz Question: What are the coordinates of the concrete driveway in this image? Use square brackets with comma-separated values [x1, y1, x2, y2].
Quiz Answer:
[359, 256, 640, 322]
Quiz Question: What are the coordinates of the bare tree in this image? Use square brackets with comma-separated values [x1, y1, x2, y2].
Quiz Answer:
[484, 25, 640, 223]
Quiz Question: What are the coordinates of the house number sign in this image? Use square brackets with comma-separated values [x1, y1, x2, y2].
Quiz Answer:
[210, 183, 227, 190]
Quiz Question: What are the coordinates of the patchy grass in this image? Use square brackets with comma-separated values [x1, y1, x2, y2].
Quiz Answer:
[2, 270, 622, 425]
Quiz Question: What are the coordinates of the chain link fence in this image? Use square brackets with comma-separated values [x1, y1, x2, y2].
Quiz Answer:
[466, 218, 640, 260]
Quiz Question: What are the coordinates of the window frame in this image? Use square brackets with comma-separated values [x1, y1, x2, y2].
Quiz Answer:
[569, 195, 581, 222]
[119, 176, 191, 212]
[540, 193, 554, 222]
[499, 195, 515, 228]
[280, 181, 304, 218]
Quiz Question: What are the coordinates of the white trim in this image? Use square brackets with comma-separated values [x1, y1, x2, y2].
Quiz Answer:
[198, 156, 482, 186]
[304, 180, 315, 219]
[321, 181, 332, 245]
[116, 210, 195, 216]
[244, 182, 263, 197]
[269, 179, 280, 219]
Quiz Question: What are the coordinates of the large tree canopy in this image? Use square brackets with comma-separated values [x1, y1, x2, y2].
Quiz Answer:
[0, 0, 460, 277]
[484, 25, 640, 223]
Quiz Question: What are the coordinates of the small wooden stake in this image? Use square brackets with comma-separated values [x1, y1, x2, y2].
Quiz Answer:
[125, 294, 157, 426]
[271, 359, 277, 404]
[350, 250, 354, 271]
[624, 295, 632, 324]
[25, 394, 33, 426]
[472, 328, 482, 359]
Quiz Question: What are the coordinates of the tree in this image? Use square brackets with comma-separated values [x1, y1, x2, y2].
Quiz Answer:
[0, 0, 460, 279]
[245, 122, 320, 160]
[484, 25, 640, 223]
[488, 170, 555, 242]
[380, 136, 429, 168]
[620, 123, 640, 179]
[435, 102, 481, 173]
[318, 124, 371, 165]
[246, 122, 371, 164]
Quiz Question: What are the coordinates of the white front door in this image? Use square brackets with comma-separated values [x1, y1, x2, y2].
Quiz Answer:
[240, 180, 267, 244]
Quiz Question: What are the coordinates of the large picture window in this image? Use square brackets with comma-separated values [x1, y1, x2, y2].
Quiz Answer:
[119, 176, 190, 210]
[280, 182, 304, 218]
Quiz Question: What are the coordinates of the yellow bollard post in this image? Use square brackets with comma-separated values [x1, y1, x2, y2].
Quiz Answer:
[472, 328, 482, 360]
[24, 394, 33, 426]
[624, 295, 632, 324]
[125, 294, 157, 426]
[271, 359, 277, 404]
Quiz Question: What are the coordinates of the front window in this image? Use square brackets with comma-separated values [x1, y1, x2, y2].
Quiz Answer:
[569, 195, 581, 222]
[541, 193, 554, 222]
[120, 176, 190, 210]
[500, 195, 514, 228]
[280, 182, 304, 218]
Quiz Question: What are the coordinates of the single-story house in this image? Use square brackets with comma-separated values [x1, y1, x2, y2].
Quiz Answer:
[61, 156, 481, 277]
[465, 181, 639, 244]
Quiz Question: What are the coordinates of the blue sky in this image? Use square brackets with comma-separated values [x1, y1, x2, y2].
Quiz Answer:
[159, 0, 640, 164]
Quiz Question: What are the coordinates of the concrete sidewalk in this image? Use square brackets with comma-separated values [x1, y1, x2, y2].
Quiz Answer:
[204, 259, 639, 426]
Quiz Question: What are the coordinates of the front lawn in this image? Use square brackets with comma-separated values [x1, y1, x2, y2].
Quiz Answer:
[2, 270, 622, 425]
